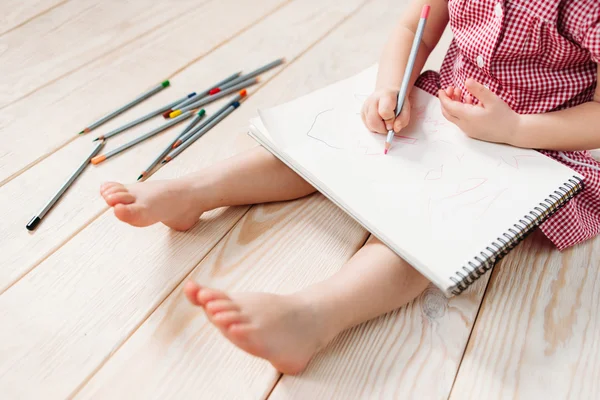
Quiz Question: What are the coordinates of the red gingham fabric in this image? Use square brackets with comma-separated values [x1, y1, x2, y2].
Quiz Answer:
[415, 0, 600, 250]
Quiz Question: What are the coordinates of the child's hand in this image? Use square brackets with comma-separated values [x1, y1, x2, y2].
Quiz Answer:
[438, 79, 520, 145]
[361, 88, 411, 134]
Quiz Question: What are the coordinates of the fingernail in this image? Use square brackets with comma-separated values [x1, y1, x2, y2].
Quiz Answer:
[385, 122, 392, 130]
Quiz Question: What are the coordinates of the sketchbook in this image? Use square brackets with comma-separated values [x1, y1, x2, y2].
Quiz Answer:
[248, 65, 584, 296]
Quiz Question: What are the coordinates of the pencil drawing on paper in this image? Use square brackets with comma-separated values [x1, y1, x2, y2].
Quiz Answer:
[424, 165, 444, 180]
[303, 107, 418, 155]
[500, 154, 538, 169]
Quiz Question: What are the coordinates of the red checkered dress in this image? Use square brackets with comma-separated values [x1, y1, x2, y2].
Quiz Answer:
[415, 0, 600, 250]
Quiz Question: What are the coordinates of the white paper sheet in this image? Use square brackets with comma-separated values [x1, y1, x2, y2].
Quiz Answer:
[253, 65, 582, 295]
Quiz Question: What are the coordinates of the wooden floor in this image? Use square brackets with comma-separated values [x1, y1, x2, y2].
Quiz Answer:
[2, 1, 599, 398]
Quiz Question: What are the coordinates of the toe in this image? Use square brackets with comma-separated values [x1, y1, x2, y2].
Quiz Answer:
[103, 184, 128, 197]
[212, 310, 248, 328]
[100, 182, 123, 194]
[105, 192, 135, 207]
[205, 299, 240, 316]
[113, 203, 145, 225]
[228, 323, 253, 340]
[197, 288, 229, 307]
[184, 281, 202, 306]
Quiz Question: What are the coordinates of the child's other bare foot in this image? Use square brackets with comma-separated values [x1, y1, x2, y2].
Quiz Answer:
[184, 282, 329, 375]
[100, 180, 204, 230]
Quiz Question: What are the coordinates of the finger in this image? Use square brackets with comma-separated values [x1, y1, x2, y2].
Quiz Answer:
[439, 89, 472, 120]
[445, 86, 454, 98]
[378, 94, 397, 130]
[453, 87, 461, 101]
[465, 93, 473, 105]
[366, 101, 387, 134]
[465, 79, 495, 106]
[393, 100, 411, 132]
[438, 90, 460, 119]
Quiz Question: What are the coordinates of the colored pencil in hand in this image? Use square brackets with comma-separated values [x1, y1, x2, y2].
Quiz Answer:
[93, 92, 197, 141]
[137, 109, 206, 181]
[384, 5, 429, 154]
[168, 78, 256, 118]
[163, 100, 243, 164]
[26, 140, 105, 231]
[79, 80, 170, 134]
[91, 110, 196, 165]
[163, 71, 242, 118]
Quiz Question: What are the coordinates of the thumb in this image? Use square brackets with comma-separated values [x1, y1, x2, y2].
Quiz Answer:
[378, 93, 397, 130]
[465, 79, 495, 105]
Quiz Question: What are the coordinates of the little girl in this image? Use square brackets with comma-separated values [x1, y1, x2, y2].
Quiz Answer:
[101, 0, 600, 374]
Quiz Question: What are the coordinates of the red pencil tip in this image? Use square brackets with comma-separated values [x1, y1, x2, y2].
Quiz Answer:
[384, 149, 388, 155]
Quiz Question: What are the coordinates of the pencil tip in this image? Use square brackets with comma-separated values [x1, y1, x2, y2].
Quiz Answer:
[384, 149, 388, 155]
[26, 216, 41, 231]
[78, 130, 84, 135]
[137, 174, 144, 181]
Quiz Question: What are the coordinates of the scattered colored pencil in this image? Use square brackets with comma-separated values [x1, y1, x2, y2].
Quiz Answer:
[93, 92, 197, 141]
[172, 90, 247, 149]
[219, 58, 285, 91]
[137, 109, 206, 180]
[163, 71, 242, 118]
[91, 110, 196, 165]
[79, 80, 170, 134]
[26, 140, 105, 231]
[384, 5, 429, 154]
[168, 78, 257, 118]
[163, 100, 243, 164]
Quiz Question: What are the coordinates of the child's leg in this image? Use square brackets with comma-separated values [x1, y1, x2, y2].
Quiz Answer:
[100, 146, 316, 230]
[184, 236, 429, 375]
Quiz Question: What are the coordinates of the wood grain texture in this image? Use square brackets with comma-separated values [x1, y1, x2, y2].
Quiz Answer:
[76, 195, 368, 400]
[0, 0, 203, 107]
[0, 0, 67, 36]
[83, 1, 487, 399]
[0, 0, 368, 397]
[270, 281, 488, 400]
[450, 231, 600, 400]
[0, 0, 335, 293]
[0, 0, 287, 186]
[0, 207, 247, 400]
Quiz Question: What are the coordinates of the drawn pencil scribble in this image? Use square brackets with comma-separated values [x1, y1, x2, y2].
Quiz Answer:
[424, 165, 444, 180]
[445, 187, 509, 219]
[500, 155, 538, 169]
[305, 108, 342, 149]
[304, 108, 418, 155]
[442, 178, 488, 199]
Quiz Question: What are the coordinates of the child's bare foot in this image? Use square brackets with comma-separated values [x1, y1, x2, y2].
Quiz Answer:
[100, 179, 205, 230]
[184, 282, 330, 375]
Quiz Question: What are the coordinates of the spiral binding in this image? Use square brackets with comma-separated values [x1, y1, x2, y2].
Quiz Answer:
[449, 175, 584, 295]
